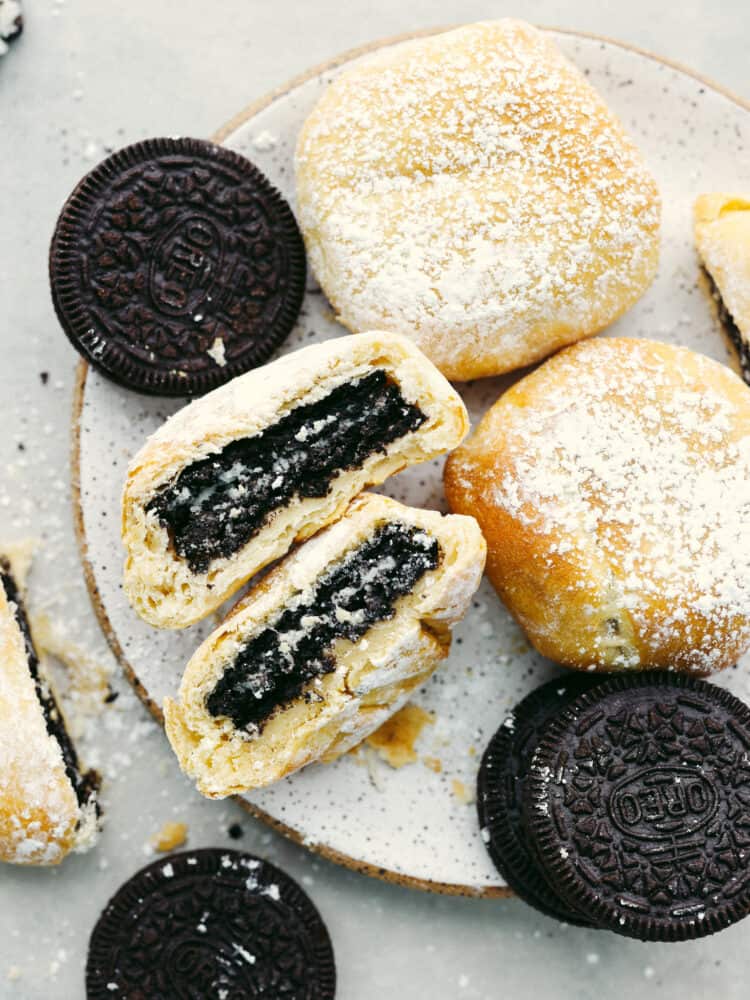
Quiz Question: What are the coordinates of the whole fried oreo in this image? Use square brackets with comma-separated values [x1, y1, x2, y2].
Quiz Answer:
[50, 137, 306, 396]
[525, 673, 750, 941]
[86, 849, 336, 999]
[477, 674, 602, 925]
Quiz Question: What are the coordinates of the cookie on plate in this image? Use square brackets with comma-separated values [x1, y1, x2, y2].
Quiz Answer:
[477, 674, 602, 924]
[694, 193, 750, 384]
[50, 137, 306, 396]
[123, 331, 469, 628]
[164, 493, 485, 796]
[445, 337, 750, 674]
[0, 545, 100, 864]
[296, 19, 660, 380]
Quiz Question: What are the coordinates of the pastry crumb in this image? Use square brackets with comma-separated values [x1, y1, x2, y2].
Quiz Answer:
[151, 821, 188, 852]
[451, 779, 475, 805]
[365, 704, 435, 768]
[422, 756, 442, 773]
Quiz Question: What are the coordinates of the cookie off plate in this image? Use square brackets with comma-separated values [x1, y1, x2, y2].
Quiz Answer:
[73, 27, 750, 895]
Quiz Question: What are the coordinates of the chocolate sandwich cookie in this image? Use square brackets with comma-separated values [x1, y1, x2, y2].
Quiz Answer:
[86, 849, 336, 999]
[50, 137, 306, 396]
[525, 673, 750, 941]
[477, 674, 602, 925]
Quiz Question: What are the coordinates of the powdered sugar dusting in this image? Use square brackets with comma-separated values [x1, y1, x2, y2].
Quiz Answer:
[296, 19, 660, 379]
[456, 338, 750, 672]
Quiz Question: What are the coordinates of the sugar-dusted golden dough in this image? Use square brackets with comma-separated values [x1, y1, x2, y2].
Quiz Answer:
[296, 20, 660, 380]
[445, 337, 750, 674]
[0, 548, 99, 864]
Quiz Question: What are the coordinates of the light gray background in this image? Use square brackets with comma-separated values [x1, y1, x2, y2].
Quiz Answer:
[0, 2, 748, 998]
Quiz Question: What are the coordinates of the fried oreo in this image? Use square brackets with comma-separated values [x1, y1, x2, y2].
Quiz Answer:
[477, 675, 602, 924]
[50, 137, 305, 396]
[86, 849, 336, 999]
[525, 673, 750, 941]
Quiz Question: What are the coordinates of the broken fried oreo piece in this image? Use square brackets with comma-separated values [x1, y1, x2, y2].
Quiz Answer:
[86, 849, 336, 999]
[122, 332, 469, 629]
[477, 675, 603, 925]
[694, 194, 750, 386]
[0, 547, 100, 864]
[0, 1, 22, 54]
[525, 673, 750, 941]
[49, 137, 306, 396]
[164, 494, 485, 796]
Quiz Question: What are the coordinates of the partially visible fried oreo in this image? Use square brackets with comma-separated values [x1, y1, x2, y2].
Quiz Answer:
[477, 674, 602, 925]
[525, 673, 750, 941]
[50, 137, 306, 396]
[86, 849, 336, 999]
[0, 1, 22, 52]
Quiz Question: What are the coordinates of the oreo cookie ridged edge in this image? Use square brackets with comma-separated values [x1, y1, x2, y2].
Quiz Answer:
[477, 674, 603, 925]
[86, 849, 336, 998]
[50, 137, 306, 397]
[525, 673, 750, 942]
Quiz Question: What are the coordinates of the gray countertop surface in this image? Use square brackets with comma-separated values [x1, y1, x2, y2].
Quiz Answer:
[0, 2, 748, 998]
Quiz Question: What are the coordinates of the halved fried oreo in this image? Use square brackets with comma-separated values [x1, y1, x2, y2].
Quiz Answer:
[123, 331, 469, 628]
[0, 546, 100, 864]
[164, 494, 485, 796]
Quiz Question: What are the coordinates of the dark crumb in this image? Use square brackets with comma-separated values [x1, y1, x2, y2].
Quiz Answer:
[104, 688, 119, 704]
[17, 442, 24, 451]
[227, 823, 244, 840]
[39, 371, 49, 385]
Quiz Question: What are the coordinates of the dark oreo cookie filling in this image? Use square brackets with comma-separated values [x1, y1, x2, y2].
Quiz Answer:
[0, 560, 100, 810]
[206, 523, 440, 731]
[146, 369, 427, 574]
[703, 266, 750, 384]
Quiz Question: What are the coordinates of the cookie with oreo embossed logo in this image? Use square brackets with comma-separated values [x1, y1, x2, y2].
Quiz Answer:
[525, 673, 750, 941]
[86, 849, 336, 999]
[50, 137, 306, 396]
[477, 674, 602, 925]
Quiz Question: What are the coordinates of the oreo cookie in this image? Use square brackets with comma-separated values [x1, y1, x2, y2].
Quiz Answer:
[86, 849, 336, 999]
[525, 673, 750, 941]
[50, 137, 306, 396]
[477, 674, 602, 925]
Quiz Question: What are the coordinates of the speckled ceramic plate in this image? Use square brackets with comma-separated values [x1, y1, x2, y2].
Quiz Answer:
[72, 28, 750, 896]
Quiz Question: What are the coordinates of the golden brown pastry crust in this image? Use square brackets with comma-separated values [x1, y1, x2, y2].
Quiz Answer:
[0, 545, 98, 864]
[123, 331, 468, 629]
[694, 194, 750, 379]
[444, 337, 750, 674]
[164, 494, 485, 797]
[296, 19, 660, 380]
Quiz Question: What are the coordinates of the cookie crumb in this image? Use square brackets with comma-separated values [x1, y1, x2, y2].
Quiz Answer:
[451, 779, 475, 805]
[422, 756, 442, 773]
[151, 821, 188, 853]
[365, 704, 435, 768]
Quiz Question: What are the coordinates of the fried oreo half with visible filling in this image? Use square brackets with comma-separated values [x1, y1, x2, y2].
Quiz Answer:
[164, 494, 485, 796]
[123, 331, 469, 629]
[694, 194, 750, 385]
[0, 548, 100, 864]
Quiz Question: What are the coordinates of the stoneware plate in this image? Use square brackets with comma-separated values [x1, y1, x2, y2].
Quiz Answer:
[72, 27, 750, 896]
